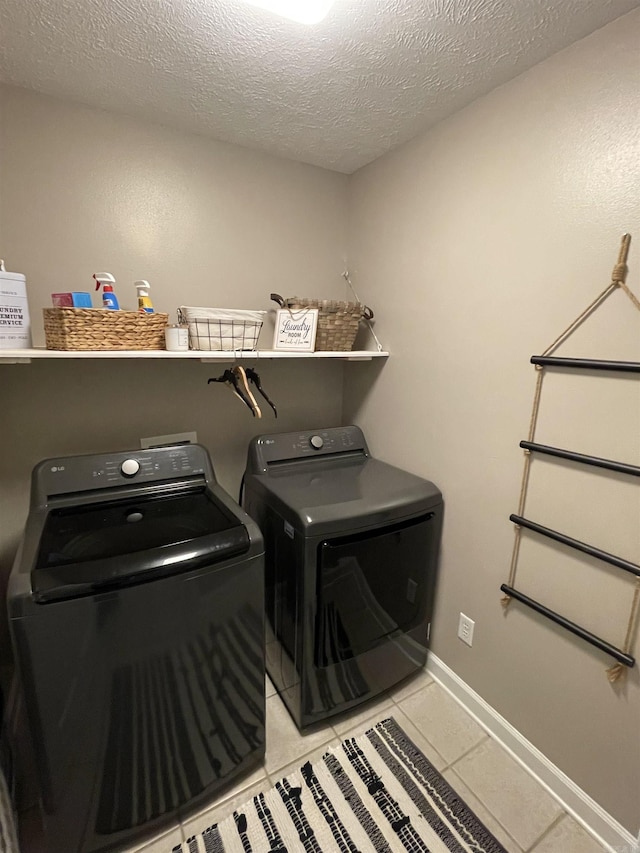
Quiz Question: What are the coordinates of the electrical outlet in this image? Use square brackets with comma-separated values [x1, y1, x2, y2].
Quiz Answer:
[458, 613, 475, 647]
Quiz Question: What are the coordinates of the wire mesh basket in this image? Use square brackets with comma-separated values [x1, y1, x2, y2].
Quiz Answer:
[178, 306, 265, 351]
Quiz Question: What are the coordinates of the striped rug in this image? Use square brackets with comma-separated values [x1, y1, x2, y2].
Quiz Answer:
[174, 717, 507, 852]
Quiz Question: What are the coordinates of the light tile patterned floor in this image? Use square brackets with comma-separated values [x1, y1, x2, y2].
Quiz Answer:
[20, 669, 610, 853]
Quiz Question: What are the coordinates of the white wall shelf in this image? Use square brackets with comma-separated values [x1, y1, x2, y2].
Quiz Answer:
[0, 348, 389, 364]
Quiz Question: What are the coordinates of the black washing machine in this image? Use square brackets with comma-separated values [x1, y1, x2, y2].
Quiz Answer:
[242, 425, 443, 730]
[7, 444, 265, 853]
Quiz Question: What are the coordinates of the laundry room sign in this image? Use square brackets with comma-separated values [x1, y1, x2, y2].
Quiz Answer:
[273, 307, 318, 351]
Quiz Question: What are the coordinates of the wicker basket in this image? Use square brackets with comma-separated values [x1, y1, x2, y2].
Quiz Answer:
[271, 294, 373, 352]
[43, 308, 168, 351]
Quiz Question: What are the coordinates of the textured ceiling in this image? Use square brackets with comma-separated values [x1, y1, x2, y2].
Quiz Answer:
[0, 0, 638, 173]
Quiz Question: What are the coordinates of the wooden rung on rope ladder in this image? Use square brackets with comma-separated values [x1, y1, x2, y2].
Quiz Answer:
[530, 355, 640, 372]
[502, 234, 640, 682]
[499, 585, 635, 668]
[519, 441, 640, 478]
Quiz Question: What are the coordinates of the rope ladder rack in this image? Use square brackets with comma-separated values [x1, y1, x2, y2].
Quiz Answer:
[502, 234, 640, 681]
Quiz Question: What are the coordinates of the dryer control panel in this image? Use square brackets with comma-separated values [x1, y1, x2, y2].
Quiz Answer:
[245, 425, 369, 474]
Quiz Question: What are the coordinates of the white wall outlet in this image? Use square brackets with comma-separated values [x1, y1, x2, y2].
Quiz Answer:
[458, 612, 475, 647]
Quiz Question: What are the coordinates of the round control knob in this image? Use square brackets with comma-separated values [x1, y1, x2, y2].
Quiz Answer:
[310, 435, 324, 450]
[121, 458, 140, 477]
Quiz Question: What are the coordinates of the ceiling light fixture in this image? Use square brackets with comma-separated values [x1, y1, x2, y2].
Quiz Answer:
[240, 0, 335, 25]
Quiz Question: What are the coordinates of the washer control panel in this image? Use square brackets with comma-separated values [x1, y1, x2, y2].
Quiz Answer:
[246, 426, 369, 473]
[35, 443, 211, 500]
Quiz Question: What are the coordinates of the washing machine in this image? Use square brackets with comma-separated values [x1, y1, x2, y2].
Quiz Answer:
[7, 444, 265, 853]
[242, 425, 443, 730]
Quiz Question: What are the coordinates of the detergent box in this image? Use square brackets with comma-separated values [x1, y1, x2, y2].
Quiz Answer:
[0, 270, 32, 349]
[52, 291, 93, 308]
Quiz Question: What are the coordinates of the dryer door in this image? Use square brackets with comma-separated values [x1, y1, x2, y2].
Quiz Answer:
[315, 512, 435, 668]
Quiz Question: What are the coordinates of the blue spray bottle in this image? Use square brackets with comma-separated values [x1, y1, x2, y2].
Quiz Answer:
[93, 272, 120, 310]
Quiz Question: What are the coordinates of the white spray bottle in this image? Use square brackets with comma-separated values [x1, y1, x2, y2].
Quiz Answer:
[134, 280, 155, 314]
[93, 272, 120, 310]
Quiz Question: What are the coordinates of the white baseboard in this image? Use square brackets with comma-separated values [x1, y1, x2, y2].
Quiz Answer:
[426, 653, 638, 853]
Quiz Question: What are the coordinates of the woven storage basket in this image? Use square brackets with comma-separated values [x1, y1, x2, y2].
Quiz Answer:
[271, 294, 373, 352]
[43, 308, 168, 351]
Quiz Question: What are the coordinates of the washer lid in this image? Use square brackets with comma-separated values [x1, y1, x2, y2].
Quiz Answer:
[246, 456, 441, 535]
[31, 486, 250, 601]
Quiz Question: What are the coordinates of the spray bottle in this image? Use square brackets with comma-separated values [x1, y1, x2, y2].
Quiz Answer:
[93, 272, 120, 310]
[134, 280, 155, 314]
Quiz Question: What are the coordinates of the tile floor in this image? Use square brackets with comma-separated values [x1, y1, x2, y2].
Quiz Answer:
[20, 668, 610, 853]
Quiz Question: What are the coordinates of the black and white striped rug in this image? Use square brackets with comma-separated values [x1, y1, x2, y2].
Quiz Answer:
[174, 717, 507, 852]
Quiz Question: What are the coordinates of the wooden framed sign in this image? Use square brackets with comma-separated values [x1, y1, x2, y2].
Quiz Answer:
[273, 308, 319, 351]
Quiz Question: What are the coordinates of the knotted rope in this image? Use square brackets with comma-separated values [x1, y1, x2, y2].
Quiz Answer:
[541, 233, 632, 359]
[606, 579, 640, 683]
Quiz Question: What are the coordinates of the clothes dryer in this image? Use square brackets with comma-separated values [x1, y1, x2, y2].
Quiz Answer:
[243, 426, 442, 730]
